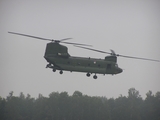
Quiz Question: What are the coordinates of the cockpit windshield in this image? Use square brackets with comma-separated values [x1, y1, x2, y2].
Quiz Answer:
[115, 64, 118, 68]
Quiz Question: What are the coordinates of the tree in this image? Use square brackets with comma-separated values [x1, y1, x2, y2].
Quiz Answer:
[127, 88, 143, 120]
[0, 97, 5, 120]
[155, 92, 160, 120]
[72, 91, 83, 97]
[1, 88, 160, 120]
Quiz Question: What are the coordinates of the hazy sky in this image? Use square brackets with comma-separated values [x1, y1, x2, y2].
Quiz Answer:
[1, 0, 160, 99]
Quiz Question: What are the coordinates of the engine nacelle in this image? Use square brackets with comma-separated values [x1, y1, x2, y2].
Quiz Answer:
[105, 56, 117, 63]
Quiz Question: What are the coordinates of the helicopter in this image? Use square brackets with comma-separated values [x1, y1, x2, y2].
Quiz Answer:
[8, 32, 160, 79]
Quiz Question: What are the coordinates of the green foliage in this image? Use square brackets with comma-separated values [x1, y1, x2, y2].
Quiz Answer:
[0, 88, 160, 120]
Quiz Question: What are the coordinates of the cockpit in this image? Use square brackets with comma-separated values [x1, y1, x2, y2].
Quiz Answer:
[115, 64, 123, 74]
[115, 64, 118, 68]
[106, 63, 122, 74]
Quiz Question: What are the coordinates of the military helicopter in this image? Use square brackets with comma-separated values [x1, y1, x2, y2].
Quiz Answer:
[8, 32, 159, 79]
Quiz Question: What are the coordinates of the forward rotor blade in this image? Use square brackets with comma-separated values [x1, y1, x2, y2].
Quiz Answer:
[110, 49, 116, 55]
[75, 46, 111, 54]
[117, 54, 160, 62]
[8, 32, 53, 41]
[62, 42, 92, 47]
[75, 46, 160, 62]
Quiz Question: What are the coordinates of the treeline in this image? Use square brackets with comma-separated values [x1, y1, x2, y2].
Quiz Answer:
[0, 88, 160, 120]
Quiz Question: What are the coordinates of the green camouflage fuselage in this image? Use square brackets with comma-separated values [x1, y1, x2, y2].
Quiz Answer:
[44, 42, 122, 75]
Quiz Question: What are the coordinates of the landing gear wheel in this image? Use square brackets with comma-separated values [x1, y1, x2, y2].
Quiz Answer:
[60, 70, 63, 74]
[93, 74, 97, 79]
[52, 69, 56, 72]
[86, 73, 90, 77]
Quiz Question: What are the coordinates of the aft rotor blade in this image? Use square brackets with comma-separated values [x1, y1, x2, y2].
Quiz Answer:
[117, 54, 160, 62]
[8, 32, 53, 41]
[62, 42, 92, 47]
[59, 38, 73, 42]
[8, 32, 91, 46]
[75, 46, 111, 54]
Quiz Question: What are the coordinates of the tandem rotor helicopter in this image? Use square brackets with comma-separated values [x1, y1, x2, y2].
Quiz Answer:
[8, 32, 160, 79]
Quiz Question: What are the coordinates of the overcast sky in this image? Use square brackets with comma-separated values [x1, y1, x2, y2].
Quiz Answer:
[0, 0, 160, 99]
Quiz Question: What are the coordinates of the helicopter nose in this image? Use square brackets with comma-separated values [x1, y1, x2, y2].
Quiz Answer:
[117, 67, 123, 73]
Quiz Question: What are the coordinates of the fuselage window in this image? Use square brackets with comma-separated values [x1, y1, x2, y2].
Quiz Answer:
[107, 64, 111, 69]
[77, 62, 80, 65]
